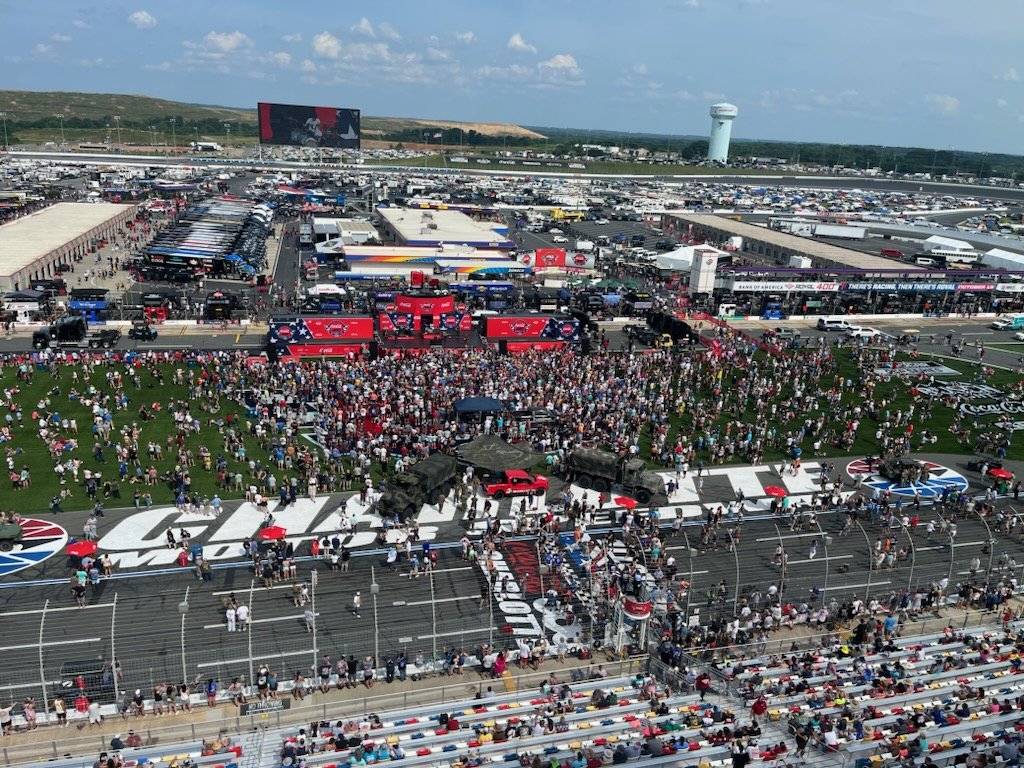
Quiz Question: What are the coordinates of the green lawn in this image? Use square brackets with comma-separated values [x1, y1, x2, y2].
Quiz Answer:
[640, 349, 1021, 466]
[3, 349, 1017, 516]
[1, 361, 262, 514]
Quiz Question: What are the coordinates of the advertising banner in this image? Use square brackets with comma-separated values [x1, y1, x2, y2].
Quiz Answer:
[269, 316, 374, 343]
[485, 315, 553, 339]
[280, 342, 366, 359]
[730, 281, 840, 293]
[505, 340, 567, 354]
[257, 102, 361, 149]
[485, 315, 580, 341]
[846, 282, 957, 292]
[394, 293, 455, 315]
[437, 312, 474, 332]
[378, 312, 417, 333]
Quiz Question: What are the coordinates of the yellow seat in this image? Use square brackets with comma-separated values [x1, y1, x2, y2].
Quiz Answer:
[387, 737, 399, 745]
[607, 736, 618, 744]
[577, 723, 590, 730]
[570, 742, 582, 750]
[481, 734, 493, 744]
[870, 756, 883, 765]
[464, 709, 475, 716]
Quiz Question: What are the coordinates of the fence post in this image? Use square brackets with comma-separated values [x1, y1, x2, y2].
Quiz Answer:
[247, 578, 256, 687]
[111, 593, 120, 704]
[38, 598, 50, 719]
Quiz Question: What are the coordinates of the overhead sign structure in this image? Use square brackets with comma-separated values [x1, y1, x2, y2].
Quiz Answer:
[258, 102, 361, 149]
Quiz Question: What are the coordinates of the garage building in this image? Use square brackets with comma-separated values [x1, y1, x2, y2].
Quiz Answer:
[0, 202, 137, 291]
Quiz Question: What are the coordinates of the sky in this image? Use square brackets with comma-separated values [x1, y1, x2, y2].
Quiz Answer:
[5, 0, 1024, 154]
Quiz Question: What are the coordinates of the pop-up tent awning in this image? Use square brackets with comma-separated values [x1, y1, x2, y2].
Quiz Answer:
[453, 396, 504, 414]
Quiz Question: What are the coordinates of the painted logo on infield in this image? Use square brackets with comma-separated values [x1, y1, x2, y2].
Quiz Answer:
[0, 518, 69, 578]
[847, 459, 969, 499]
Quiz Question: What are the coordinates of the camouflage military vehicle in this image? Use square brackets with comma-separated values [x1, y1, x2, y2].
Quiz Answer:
[377, 453, 459, 520]
[566, 448, 664, 504]
[878, 457, 926, 485]
[0, 522, 24, 552]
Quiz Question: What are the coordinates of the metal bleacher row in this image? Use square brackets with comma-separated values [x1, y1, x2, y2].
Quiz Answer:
[272, 674, 734, 768]
[729, 624, 1024, 767]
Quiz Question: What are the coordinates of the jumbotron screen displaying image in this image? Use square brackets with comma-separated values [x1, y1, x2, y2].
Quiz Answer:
[257, 102, 361, 149]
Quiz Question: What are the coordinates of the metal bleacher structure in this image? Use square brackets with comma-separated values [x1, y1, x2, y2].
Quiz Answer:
[9, 616, 1024, 768]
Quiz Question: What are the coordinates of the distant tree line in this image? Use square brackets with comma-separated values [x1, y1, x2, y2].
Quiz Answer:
[4, 114, 258, 140]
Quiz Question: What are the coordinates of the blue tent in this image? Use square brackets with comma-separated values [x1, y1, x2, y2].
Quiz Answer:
[453, 397, 503, 414]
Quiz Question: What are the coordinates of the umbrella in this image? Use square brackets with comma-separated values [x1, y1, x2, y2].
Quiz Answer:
[456, 435, 538, 472]
[67, 540, 97, 558]
[764, 486, 788, 498]
[989, 467, 1013, 480]
[614, 496, 638, 510]
[258, 525, 288, 541]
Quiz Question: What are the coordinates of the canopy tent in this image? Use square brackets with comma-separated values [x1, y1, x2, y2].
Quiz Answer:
[456, 435, 538, 471]
[453, 397, 504, 415]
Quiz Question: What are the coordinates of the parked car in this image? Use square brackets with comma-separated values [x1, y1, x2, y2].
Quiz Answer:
[762, 327, 801, 341]
[966, 455, 1004, 474]
[128, 322, 158, 341]
[552, 235, 568, 244]
[482, 470, 550, 499]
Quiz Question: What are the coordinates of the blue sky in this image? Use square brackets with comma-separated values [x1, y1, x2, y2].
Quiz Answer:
[5, 0, 1023, 153]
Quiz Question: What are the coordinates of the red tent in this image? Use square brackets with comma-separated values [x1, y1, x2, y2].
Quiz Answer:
[258, 525, 288, 541]
[67, 540, 98, 558]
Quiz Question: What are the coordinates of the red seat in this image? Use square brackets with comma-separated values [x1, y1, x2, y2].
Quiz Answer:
[417, 749, 430, 757]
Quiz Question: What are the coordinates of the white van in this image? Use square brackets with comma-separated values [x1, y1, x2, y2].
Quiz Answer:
[816, 317, 853, 331]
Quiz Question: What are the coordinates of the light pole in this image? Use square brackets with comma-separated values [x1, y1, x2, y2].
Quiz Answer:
[223, 122, 231, 150]
[169, 118, 177, 154]
[194, 126, 199, 149]
[149, 126, 156, 147]
[812, 514, 831, 607]
[682, 525, 695, 620]
[370, 567, 380, 672]
[896, 518, 917, 595]
[56, 113, 66, 147]
[854, 519, 874, 604]
[178, 586, 191, 685]
[428, 563, 438, 664]
[0, 112, 8, 151]
[971, 509, 996, 583]
[113, 115, 122, 151]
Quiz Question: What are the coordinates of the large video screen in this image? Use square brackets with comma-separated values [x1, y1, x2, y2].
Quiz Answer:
[257, 102, 361, 149]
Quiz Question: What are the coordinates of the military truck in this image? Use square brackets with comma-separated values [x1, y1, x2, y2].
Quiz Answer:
[377, 453, 459, 520]
[566, 448, 664, 504]
[32, 316, 121, 351]
[878, 457, 927, 485]
[0, 521, 24, 552]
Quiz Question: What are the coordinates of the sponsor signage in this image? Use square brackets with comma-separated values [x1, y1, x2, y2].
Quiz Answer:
[505, 340, 566, 354]
[240, 698, 290, 716]
[283, 342, 366, 359]
[730, 281, 839, 293]
[996, 283, 1024, 294]
[269, 316, 374, 343]
[394, 294, 455, 315]
[846, 282, 957, 292]
[874, 361, 960, 377]
[485, 315, 551, 339]
[846, 459, 969, 499]
[957, 283, 995, 292]
[258, 102, 360, 149]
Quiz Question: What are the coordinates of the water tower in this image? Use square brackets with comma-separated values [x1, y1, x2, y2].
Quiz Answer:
[708, 103, 738, 163]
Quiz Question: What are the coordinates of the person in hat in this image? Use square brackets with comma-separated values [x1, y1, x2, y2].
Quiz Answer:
[126, 730, 142, 749]
[110, 733, 126, 751]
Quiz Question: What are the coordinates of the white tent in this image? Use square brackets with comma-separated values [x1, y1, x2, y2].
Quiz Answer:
[982, 247, 1024, 271]
[656, 244, 725, 272]
[923, 235, 973, 253]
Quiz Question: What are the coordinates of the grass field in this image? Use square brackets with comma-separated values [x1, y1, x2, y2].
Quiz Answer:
[2, 349, 1015, 516]
[1, 361, 261, 515]
[641, 350, 1020, 467]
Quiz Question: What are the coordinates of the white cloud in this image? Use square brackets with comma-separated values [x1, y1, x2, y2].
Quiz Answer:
[282, 33, 302, 43]
[539, 53, 582, 76]
[270, 51, 291, 67]
[632, 63, 647, 75]
[925, 94, 960, 116]
[351, 18, 375, 37]
[674, 90, 694, 101]
[72, 20, 89, 29]
[507, 33, 537, 54]
[426, 47, 450, 62]
[702, 90, 726, 101]
[204, 31, 252, 52]
[378, 22, 401, 40]
[998, 67, 1020, 82]
[51, 33, 72, 43]
[34, 43, 52, 54]
[312, 31, 342, 59]
[455, 31, 475, 44]
[343, 42, 395, 63]
[300, 59, 317, 72]
[128, 10, 157, 30]
[997, 98, 1009, 108]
